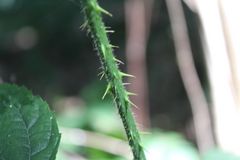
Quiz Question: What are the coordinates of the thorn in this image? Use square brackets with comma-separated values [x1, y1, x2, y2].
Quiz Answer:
[100, 73, 105, 80]
[110, 44, 119, 48]
[123, 83, 131, 86]
[80, 6, 86, 13]
[102, 84, 111, 100]
[128, 99, 138, 109]
[93, 47, 98, 52]
[98, 71, 105, 80]
[96, 5, 112, 17]
[101, 44, 106, 57]
[86, 28, 91, 35]
[97, 71, 104, 76]
[80, 21, 88, 30]
[106, 30, 115, 33]
[127, 92, 137, 96]
[120, 72, 135, 78]
[113, 57, 124, 64]
[105, 26, 112, 31]
[98, 66, 104, 70]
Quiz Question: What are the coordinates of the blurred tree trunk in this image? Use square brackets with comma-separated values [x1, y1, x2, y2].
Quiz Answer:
[191, 0, 240, 155]
[124, 0, 154, 129]
[166, 0, 214, 153]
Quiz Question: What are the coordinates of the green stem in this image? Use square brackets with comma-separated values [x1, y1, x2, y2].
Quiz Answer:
[81, 0, 146, 159]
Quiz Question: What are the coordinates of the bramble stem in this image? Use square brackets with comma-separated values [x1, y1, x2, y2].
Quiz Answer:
[81, 0, 146, 159]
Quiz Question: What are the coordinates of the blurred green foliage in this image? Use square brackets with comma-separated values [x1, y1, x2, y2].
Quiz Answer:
[56, 82, 240, 159]
[203, 149, 240, 160]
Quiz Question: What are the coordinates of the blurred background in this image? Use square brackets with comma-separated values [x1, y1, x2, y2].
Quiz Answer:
[0, 0, 240, 159]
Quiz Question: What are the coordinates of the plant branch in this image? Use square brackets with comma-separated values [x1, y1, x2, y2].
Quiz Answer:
[80, 0, 146, 159]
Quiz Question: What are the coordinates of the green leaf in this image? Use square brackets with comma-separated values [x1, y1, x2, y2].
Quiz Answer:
[0, 83, 61, 160]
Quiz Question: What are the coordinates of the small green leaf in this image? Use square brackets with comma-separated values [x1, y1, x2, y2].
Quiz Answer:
[0, 84, 61, 160]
